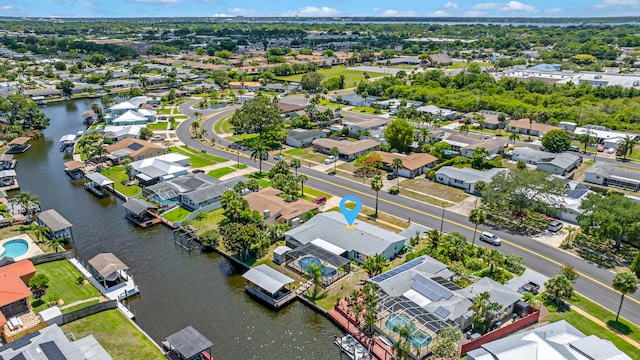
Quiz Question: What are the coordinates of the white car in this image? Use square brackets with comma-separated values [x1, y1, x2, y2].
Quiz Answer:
[324, 156, 337, 165]
[606, 148, 615, 154]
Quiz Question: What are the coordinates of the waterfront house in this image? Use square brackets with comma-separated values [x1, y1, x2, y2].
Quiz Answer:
[0, 264, 33, 337]
[102, 125, 143, 142]
[282, 239, 351, 286]
[144, 173, 241, 210]
[5, 137, 31, 154]
[130, 157, 188, 186]
[286, 129, 327, 148]
[585, 162, 640, 191]
[0, 324, 112, 359]
[312, 138, 380, 161]
[373, 151, 438, 178]
[35, 209, 73, 243]
[106, 138, 165, 162]
[284, 211, 406, 263]
[435, 167, 508, 194]
[466, 320, 631, 360]
[242, 264, 296, 309]
[109, 101, 139, 117]
[506, 119, 561, 137]
[107, 110, 151, 126]
[244, 188, 319, 226]
[164, 326, 214, 360]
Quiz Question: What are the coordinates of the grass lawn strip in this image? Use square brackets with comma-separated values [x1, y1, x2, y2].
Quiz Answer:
[146, 122, 168, 131]
[179, 146, 227, 162]
[275, 67, 384, 85]
[61, 309, 165, 360]
[401, 177, 469, 203]
[569, 294, 640, 344]
[100, 166, 142, 197]
[190, 208, 225, 234]
[244, 173, 272, 188]
[168, 147, 214, 167]
[30, 260, 102, 314]
[163, 206, 191, 222]
[61, 300, 100, 313]
[208, 167, 236, 179]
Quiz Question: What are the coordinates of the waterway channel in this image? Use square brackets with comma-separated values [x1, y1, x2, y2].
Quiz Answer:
[13, 98, 345, 359]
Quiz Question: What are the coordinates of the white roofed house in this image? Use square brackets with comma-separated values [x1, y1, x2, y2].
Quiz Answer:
[435, 167, 509, 194]
[285, 129, 327, 148]
[102, 125, 143, 142]
[131, 157, 188, 186]
[108, 101, 138, 117]
[108, 110, 149, 126]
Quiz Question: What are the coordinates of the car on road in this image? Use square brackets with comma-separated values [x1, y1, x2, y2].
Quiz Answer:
[191, 169, 205, 174]
[597, 145, 605, 152]
[274, 154, 285, 161]
[479, 231, 502, 246]
[324, 156, 337, 165]
[150, 135, 165, 142]
[484, 134, 493, 139]
[568, 145, 580, 152]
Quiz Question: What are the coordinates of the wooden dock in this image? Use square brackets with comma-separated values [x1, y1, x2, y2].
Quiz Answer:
[328, 304, 395, 360]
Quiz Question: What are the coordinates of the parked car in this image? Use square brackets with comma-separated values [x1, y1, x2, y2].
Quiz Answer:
[597, 145, 605, 152]
[324, 156, 337, 165]
[568, 145, 580, 152]
[548, 220, 563, 232]
[484, 134, 493, 139]
[274, 154, 285, 161]
[606, 148, 615, 154]
[313, 196, 327, 205]
[479, 231, 502, 246]
[150, 135, 165, 142]
[191, 169, 205, 174]
[387, 172, 398, 180]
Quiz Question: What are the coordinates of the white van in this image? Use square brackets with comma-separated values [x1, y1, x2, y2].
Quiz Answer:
[479, 231, 501, 246]
[548, 220, 563, 232]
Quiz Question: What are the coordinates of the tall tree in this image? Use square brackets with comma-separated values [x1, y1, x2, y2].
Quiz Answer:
[330, 146, 339, 174]
[362, 254, 388, 277]
[371, 175, 383, 218]
[541, 129, 572, 153]
[297, 174, 308, 197]
[612, 272, 638, 322]
[384, 118, 414, 153]
[250, 143, 270, 175]
[289, 158, 301, 177]
[578, 193, 640, 249]
[468, 208, 486, 246]
[544, 274, 574, 305]
[229, 94, 283, 138]
[621, 135, 636, 160]
[391, 158, 403, 191]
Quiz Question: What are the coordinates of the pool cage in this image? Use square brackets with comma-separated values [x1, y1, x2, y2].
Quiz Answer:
[284, 243, 350, 287]
[374, 292, 450, 356]
[142, 186, 178, 208]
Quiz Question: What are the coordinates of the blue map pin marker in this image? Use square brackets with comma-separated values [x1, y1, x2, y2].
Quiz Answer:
[339, 196, 362, 229]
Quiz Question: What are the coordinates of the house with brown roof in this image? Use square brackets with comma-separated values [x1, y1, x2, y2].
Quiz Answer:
[277, 102, 305, 115]
[506, 119, 562, 137]
[229, 81, 261, 91]
[244, 188, 319, 226]
[444, 135, 505, 159]
[312, 138, 381, 161]
[373, 151, 439, 178]
[106, 138, 165, 162]
[462, 110, 507, 130]
[427, 53, 453, 66]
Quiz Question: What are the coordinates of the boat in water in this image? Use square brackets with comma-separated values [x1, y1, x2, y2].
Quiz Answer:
[335, 334, 372, 360]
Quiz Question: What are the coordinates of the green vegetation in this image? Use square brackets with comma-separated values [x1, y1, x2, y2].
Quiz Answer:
[146, 122, 168, 131]
[30, 260, 101, 314]
[163, 206, 191, 222]
[61, 309, 164, 360]
[168, 147, 215, 167]
[61, 300, 100, 314]
[244, 173, 271, 188]
[213, 115, 234, 134]
[189, 208, 226, 234]
[208, 167, 236, 178]
[179, 146, 226, 162]
[99, 166, 142, 197]
[275, 66, 384, 85]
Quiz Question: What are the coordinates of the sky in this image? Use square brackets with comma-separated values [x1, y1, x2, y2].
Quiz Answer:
[1, 0, 640, 18]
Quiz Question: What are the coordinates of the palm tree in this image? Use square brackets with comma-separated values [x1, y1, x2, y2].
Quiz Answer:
[487, 249, 504, 276]
[298, 175, 308, 197]
[371, 175, 383, 218]
[28, 223, 50, 244]
[91, 142, 107, 161]
[122, 158, 133, 181]
[509, 132, 520, 144]
[459, 124, 470, 134]
[15, 191, 40, 218]
[392, 322, 412, 360]
[578, 131, 594, 153]
[564, 225, 577, 247]
[613, 272, 638, 322]
[250, 143, 270, 175]
[362, 254, 387, 277]
[427, 229, 442, 250]
[391, 158, 403, 191]
[330, 146, 339, 174]
[621, 135, 636, 160]
[469, 208, 487, 246]
[290, 158, 301, 177]
[191, 120, 200, 136]
[418, 128, 431, 144]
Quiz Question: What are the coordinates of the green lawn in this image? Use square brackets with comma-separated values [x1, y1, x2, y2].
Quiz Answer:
[30, 260, 102, 314]
[446, 61, 493, 69]
[163, 206, 191, 222]
[173, 115, 188, 120]
[156, 108, 172, 114]
[303, 186, 333, 200]
[61, 309, 165, 360]
[208, 167, 236, 178]
[350, 106, 383, 114]
[213, 115, 234, 134]
[190, 208, 226, 234]
[168, 147, 214, 167]
[275, 66, 384, 86]
[179, 146, 226, 162]
[100, 166, 142, 197]
[233, 163, 247, 169]
[225, 133, 258, 142]
[146, 122, 168, 131]
[244, 173, 272, 188]
[569, 294, 640, 344]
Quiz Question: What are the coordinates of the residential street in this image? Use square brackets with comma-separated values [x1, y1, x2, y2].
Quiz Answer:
[178, 100, 640, 326]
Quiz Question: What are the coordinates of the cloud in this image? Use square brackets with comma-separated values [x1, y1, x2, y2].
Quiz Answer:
[501, 1, 537, 12]
[280, 6, 340, 16]
[442, 2, 458, 9]
[381, 9, 418, 16]
[427, 10, 451, 16]
[591, 0, 640, 8]
[227, 7, 256, 15]
[372, 7, 380, 12]
[544, 8, 564, 14]
[1, 5, 11, 11]
[467, 1, 536, 15]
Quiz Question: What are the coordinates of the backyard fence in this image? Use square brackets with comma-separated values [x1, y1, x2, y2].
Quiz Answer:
[30, 250, 75, 265]
[61, 300, 118, 324]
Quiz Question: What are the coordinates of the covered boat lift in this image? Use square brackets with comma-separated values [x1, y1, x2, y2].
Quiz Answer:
[242, 264, 296, 308]
[164, 326, 213, 360]
[84, 172, 114, 198]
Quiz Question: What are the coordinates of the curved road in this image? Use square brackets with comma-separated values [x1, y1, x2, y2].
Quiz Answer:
[177, 99, 640, 326]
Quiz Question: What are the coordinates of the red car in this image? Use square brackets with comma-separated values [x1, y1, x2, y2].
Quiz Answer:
[597, 145, 605, 152]
[192, 169, 205, 174]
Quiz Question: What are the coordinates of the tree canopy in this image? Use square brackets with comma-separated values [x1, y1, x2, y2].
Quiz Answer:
[229, 95, 283, 138]
[541, 129, 572, 153]
[384, 118, 414, 153]
[578, 193, 640, 249]
[0, 93, 50, 131]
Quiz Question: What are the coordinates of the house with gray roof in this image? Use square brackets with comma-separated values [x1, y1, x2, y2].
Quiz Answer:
[36, 209, 73, 242]
[467, 320, 631, 360]
[330, 92, 380, 107]
[143, 173, 242, 211]
[435, 167, 508, 194]
[459, 277, 523, 322]
[585, 162, 640, 191]
[444, 135, 504, 159]
[284, 211, 406, 263]
[312, 138, 380, 161]
[286, 129, 327, 148]
[511, 147, 581, 175]
[0, 324, 112, 360]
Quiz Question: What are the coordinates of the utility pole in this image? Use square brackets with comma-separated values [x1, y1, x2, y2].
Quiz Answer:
[440, 203, 445, 233]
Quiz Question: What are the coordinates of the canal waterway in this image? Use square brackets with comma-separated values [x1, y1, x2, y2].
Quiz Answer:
[13, 98, 344, 359]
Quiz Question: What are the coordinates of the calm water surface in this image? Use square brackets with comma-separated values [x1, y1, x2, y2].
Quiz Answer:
[14, 99, 344, 359]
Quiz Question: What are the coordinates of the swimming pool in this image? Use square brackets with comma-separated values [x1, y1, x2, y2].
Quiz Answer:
[384, 313, 432, 348]
[0, 239, 29, 259]
[298, 256, 337, 277]
[152, 195, 175, 205]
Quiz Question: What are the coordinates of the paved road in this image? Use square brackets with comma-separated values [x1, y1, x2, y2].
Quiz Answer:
[178, 100, 640, 326]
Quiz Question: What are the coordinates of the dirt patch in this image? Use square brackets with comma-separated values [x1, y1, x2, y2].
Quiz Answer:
[401, 177, 470, 203]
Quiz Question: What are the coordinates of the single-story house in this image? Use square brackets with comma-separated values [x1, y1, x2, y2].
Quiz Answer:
[574, 126, 640, 143]
[467, 320, 631, 360]
[102, 125, 143, 142]
[106, 138, 165, 162]
[506, 119, 562, 137]
[263, 82, 300, 94]
[130, 157, 189, 186]
[444, 135, 504, 159]
[458, 277, 523, 322]
[374, 99, 424, 110]
[585, 162, 640, 191]
[331, 93, 380, 107]
[284, 211, 406, 263]
[286, 129, 327, 148]
[416, 105, 457, 120]
[427, 53, 453, 66]
[462, 110, 507, 130]
[109, 101, 140, 116]
[106, 109, 155, 126]
[244, 188, 319, 226]
[344, 118, 389, 135]
[373, 151, 439, 178]
[105, 79, 138, 90]
[229, 81, 261, 91]
[435, 167, 509, 194]
[511, 147, 581, 175]
[312, 138, 380, 161]
[0, 268, 32, 330]
[277, 102, 305, 116]
[144, 173, 241, 209]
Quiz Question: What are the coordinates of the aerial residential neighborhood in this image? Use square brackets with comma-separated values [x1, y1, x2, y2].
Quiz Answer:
[1, 7, 640, 360]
